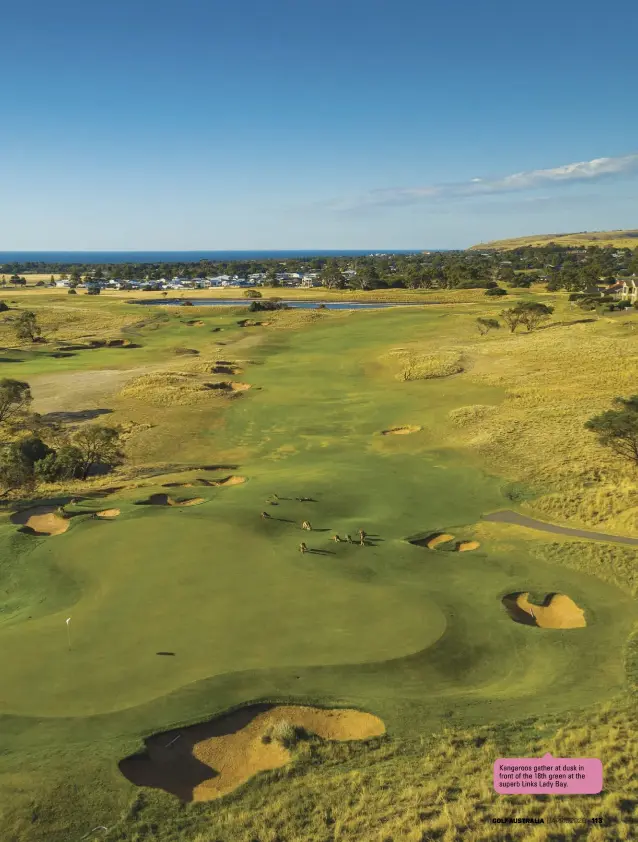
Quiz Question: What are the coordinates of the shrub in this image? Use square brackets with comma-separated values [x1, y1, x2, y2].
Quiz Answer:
[262, 720, 307, 749]
[249, 300, 289, 312]
[456, 279, 497, 289]
[476, 317, 500, 335]
[0, 300, 8, 312]
[68, 288, 77, 295]
[484, 287, 507, 296]
[35, 446, 84, 482]
[243, 289, 262, 299]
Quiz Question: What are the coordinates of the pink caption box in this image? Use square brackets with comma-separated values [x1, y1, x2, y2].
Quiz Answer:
[493, 753, 602, 794]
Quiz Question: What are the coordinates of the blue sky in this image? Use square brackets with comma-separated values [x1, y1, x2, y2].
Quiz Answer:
[3, 0, 637, 249]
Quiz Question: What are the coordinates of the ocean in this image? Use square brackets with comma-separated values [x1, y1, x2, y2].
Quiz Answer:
[0, 249, 425, 265]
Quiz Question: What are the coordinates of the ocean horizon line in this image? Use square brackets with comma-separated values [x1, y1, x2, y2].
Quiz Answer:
[0, 248, 446, 265]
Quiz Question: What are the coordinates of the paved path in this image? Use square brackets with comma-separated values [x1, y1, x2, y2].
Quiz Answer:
[482, 510, 638, 547]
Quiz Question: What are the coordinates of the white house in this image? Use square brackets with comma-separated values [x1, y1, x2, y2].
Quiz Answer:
[621, 277, 638, 304]
[55, 280, 70, 288]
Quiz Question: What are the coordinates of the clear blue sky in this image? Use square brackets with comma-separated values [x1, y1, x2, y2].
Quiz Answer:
[3, 0, 637, 249]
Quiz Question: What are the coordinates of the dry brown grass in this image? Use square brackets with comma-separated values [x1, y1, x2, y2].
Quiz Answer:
[384, 347, 464, 381]
[444, 316, 638, 535]
[119, 372, 242, 406]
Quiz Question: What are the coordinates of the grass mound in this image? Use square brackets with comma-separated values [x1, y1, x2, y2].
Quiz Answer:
[10, 506, 69, 536]
[502, 592, 586, 629]
[448, 404, 498, 426]
[119, 372, 241, 406]
[381, 425, 422, 435]
[393, 349, 464, 381]
[119, 704, 385, 802]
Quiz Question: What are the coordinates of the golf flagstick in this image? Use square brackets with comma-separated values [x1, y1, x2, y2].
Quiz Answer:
[66, 617, 71, 649]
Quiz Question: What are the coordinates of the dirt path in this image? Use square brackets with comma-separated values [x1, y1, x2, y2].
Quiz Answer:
[29, 368, 153, 414]
[483, 510, 638, 546]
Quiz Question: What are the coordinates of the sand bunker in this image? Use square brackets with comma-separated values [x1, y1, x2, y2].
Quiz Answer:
[381, 425, 422, 436]
[230, 382, 251, 392]
[425, 533, 455, 549]
[120, 704, 384, 802]
[162, 476, 245, 489]
[502, 592, 586, 629]
[10, 506, 70, 536]
[140, 494, 205, 507]
[456, 540, 480, 552]
[410, 532, 480, 552]
[96, 509, 120, 518]
[212, 475, 246, 487]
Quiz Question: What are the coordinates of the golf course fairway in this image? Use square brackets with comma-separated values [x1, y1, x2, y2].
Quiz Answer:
[0, 296, 635, 841]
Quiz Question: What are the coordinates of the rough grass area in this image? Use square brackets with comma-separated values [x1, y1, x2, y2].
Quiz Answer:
[119, 372, 238, 406]
[387, 347, 464, 380]
[103, 699, 638, 842]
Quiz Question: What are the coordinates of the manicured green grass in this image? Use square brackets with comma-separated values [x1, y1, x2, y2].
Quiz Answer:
[0, 298, 636, 841]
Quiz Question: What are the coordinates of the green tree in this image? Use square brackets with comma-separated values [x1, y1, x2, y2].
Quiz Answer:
[14, 311, 42, 342]
[320, 262, 346, 289]
[500, 307, 523, 333]
[35, 445, 84, 482]
[72, 425, 123, 479]
[516, 302, 554, 331]
[485, 287, 507, 296]
[585, 396, 638, 467]
[476, 317, 500, 335]
[0, 444, 35, 496]
[0, 379, 32, 424]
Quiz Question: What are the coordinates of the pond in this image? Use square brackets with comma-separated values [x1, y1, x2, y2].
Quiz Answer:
[137, 299, 425, 309]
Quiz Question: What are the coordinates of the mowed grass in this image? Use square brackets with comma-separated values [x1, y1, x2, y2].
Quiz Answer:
[0, 295, 637, 840]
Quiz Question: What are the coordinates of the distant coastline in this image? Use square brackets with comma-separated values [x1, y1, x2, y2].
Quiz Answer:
[0, 249, 428, 265]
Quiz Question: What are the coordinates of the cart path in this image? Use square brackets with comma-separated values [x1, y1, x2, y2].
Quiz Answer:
[483, 510, 638, 547]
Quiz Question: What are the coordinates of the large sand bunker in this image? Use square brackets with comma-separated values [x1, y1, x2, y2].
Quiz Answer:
[381, 425, 422, 436]
[139, 494, 205, 507]
[502, 592, 586, 629]
[120, 704, 385, 802]
[10, 506, 69, 536]
[96, 509, 120, 518]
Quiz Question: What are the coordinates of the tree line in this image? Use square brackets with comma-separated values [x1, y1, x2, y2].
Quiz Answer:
[3, 244, 638, 293]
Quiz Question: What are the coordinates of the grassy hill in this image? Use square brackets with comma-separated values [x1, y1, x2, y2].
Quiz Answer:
[470, 229, 638, 250]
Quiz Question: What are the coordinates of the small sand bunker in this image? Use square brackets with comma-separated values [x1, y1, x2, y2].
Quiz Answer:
[96, 509, 120, 518]
[502, 592, 586, 629]
[139, 494, 205, 508]
[119, 704, 384, 802]
[230, 382, 251, 392]
[410, 532, 480, 552]
[381, 425, 422, 436]
[10, 506, 69, 536]
[162, 476, 245, 489]
[212, 475, 246, 487]
[426, 533, 455, 549]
